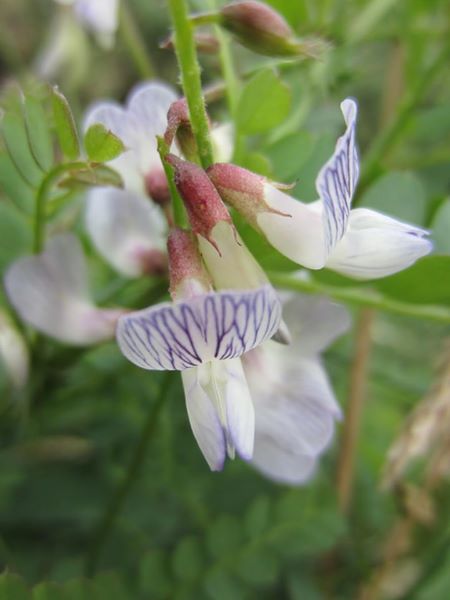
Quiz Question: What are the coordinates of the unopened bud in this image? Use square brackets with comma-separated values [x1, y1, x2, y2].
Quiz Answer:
[207, 162, 288, 230]
[220, 1, 326, 58]
[166, 155, 232, 252]
[167, 228, 212, 300]
[145, 166, 170, 206]
[161, 32, 219, 54]
[165, 99, 199, 163]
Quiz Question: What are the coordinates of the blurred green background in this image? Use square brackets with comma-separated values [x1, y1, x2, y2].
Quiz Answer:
[0, 0, 449, 598]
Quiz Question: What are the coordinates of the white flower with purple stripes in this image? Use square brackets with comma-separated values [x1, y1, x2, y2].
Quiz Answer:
[117, 284, 282, 470]
[208, 98, 432, 280]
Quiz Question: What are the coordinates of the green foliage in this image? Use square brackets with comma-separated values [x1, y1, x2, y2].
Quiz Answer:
[236, 69, 291, 135]
[0, 0, 449, 599]
[50, 88, 80, 161]
[84, 124, 125, 163]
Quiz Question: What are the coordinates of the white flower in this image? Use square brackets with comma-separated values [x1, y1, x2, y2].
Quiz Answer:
[0, 310, 29, 389]
[4, 235, 123, 345]
[85, 186, 167, 278]
[55, 0, 119, 48]
[117, 284, 282, 470]
[242, 294, 350, 484]
[84, 81, 178, 194]
[208, 99, 432, 280]
[116, 228, 282, 470]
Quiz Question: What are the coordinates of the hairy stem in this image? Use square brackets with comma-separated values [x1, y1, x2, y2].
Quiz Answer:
[85, 372, 174, 576]
[167, 0, 214, 168]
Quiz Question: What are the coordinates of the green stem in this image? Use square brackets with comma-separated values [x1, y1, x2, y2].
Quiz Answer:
[167, 0, 214, 169]
[85, 372, 174, 576]
[33, 161, 86, 254]
[157, 136, 187, 228]
[356, 48, 449, 198]
[269, 272, 450, 323]
[118, 1, 156, 78]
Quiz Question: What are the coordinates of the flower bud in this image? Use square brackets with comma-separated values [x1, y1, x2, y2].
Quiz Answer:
[220, 1, 323, 58]
[207, 162, 289, 231]
[166, 155, 232, 252]
[161, 32, 219, 54]
[167, 228, 212, 300]
[145, 166, 171, 206]
[165, 99, 199, 163]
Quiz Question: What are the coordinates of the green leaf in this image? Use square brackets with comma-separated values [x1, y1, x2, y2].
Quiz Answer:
[235, 549, 279, 587]
[84, 124, 125, 163]
[51, 87, 80, 160]
[237, 69, 291, 135]
[32, 582, 67, 600]
[265, 131, 314, 181]
[238, 152, 272, 176]
[203, 569, 246, 600]
[244, 496, 271, 538]
[0, 112, 42, 186]
[172, 536, 204, 582]
[0, 152, 34, 213]
[206, 515, 242, 559]
[431, 198, 450, 253]
[359, 171, 427, 225]
[58, 164, 123, 189]
[376, 256, 450, 305]
[23, 94, 54, 172]
[0, 573, 31, 600]
[0, 202, 31, 270]
[139, 550, 172, 599]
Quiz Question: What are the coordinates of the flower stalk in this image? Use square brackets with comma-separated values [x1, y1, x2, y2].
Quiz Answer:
[167, 0, 214, 169]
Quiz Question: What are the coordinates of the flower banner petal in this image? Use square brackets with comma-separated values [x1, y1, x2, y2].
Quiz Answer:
[116, 285, 282, 371]
[316, 98, 359, 254]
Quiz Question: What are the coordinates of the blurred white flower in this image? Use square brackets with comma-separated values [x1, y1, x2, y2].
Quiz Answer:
[0, 310, 29, 389]
[85, 186, 167, 278]
[84, 81, 178, 195]
[55, 0, 119, 48]
[243, 294, 350, 484]
[117, 229, 282, 470]
[208, 99, 432, 280]
[4, 235, 124, 346]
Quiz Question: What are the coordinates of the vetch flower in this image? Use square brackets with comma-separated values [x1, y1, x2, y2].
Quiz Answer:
[207, 99, 432, 280]
[117, 228, 282, 470]
[0, 310, 29, 389]
[85, 186, 167, 278]
[84, 81, 178, 196]
[243, 294, 350, 484]
[4, 235, 124, 345]
[55, 0, 119, 49]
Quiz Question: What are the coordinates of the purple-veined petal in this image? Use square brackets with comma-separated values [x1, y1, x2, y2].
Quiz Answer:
[182, 358, 254, 470]
[4, 234, 122, 345]
[85, 186, 166, 277]
[316, 98, 359, 254]
[116, 285, 282, 371]
[326, 208, 432, 279]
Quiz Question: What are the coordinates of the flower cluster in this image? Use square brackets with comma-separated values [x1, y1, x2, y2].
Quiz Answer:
[3, 78, 431, 482]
